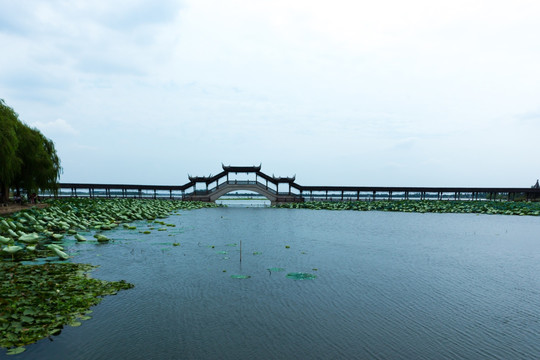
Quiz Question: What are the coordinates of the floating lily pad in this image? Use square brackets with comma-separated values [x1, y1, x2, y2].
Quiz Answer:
[230, 275, 251, 279]
[252, 251, 262, 255]
[6, 347, 26, 355]
[0, 262, 134, 350]
[286, 272, 317, 280]
[267, 267, 285, 272]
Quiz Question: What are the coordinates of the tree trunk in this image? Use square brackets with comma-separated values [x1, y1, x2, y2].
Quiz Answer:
[0, 183, 9, 203]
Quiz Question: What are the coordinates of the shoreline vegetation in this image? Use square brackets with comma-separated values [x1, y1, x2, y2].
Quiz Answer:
[1, 198, 538, 355]
[274, 200, 540, 215]
[0, 199, 217, 355]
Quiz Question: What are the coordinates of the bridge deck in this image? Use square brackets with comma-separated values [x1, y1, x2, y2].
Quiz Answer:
[49, 165, 540, 203]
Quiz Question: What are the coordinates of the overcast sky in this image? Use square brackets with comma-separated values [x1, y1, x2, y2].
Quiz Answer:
[1, 0, 539, 187]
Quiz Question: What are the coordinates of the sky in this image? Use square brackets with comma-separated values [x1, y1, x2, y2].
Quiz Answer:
[1, 0, 539, 187]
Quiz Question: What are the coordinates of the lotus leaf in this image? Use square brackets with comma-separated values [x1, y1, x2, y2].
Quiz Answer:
[47, 244, 64, 250]
[0, 236, 12, 245]
[51, 247, 69, 260]
[230, 275, 251, 279]
[94, 234, 110, 242]
[75, 234, 87, 242]
[3, 246, 23, 254]
[18, 233, 40, 244]
[6, 347, 26, 355]
[286, 272, 317, 280]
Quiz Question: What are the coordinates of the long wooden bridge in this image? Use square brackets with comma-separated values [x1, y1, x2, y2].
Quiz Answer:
[53, 164, 540, 204]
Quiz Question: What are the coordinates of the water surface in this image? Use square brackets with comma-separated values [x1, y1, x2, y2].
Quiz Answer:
[16, 208, 540, 360]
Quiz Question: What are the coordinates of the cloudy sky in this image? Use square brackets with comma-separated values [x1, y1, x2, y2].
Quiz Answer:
[1, 0, 539, 187]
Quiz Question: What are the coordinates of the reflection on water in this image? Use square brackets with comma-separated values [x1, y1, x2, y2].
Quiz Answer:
[215, 199, 270, 207]
[18, 209, 540, 360]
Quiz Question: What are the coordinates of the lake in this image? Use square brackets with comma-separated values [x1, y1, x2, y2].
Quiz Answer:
[14, 207, 540, 360]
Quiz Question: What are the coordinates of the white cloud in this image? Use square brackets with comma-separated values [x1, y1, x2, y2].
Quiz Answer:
[1, 0, 540, 186]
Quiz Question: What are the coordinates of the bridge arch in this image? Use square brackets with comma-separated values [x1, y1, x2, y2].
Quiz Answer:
[209, 183, 277, 204]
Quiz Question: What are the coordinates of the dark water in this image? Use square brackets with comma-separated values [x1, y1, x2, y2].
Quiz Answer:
[12, 209, 540, 360]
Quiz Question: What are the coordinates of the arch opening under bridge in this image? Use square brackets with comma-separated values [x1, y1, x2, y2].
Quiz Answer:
[209, 182, 278, 204]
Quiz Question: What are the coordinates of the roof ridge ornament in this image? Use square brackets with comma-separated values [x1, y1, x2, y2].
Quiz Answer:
[222, 164, 262, 172]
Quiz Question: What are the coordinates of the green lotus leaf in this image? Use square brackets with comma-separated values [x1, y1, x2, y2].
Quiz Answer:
[0, 236, 12, 245]
[6, 347, 26, 355]
[20, 315, 34, 324]
[3, 245, 23, 254]
[94, 234, 110, 242]
[75, 234, 87, 242]
[267, 267, 285, 272]
[230, 275, 251, 279]
[18, 233, 40, 243]
[286, 272, 317, 280]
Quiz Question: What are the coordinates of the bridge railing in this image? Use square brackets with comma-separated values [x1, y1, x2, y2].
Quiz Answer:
[46, 181, 540, 202]
[183, 180, 305, 199]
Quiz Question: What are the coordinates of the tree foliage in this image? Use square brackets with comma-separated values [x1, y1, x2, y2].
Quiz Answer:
[0, 100, 21, 190]
[0, 99, 61, 202]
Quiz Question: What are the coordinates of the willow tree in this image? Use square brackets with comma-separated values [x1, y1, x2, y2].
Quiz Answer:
[0, 100, 21, 202]
[0, 99, 62, 202]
